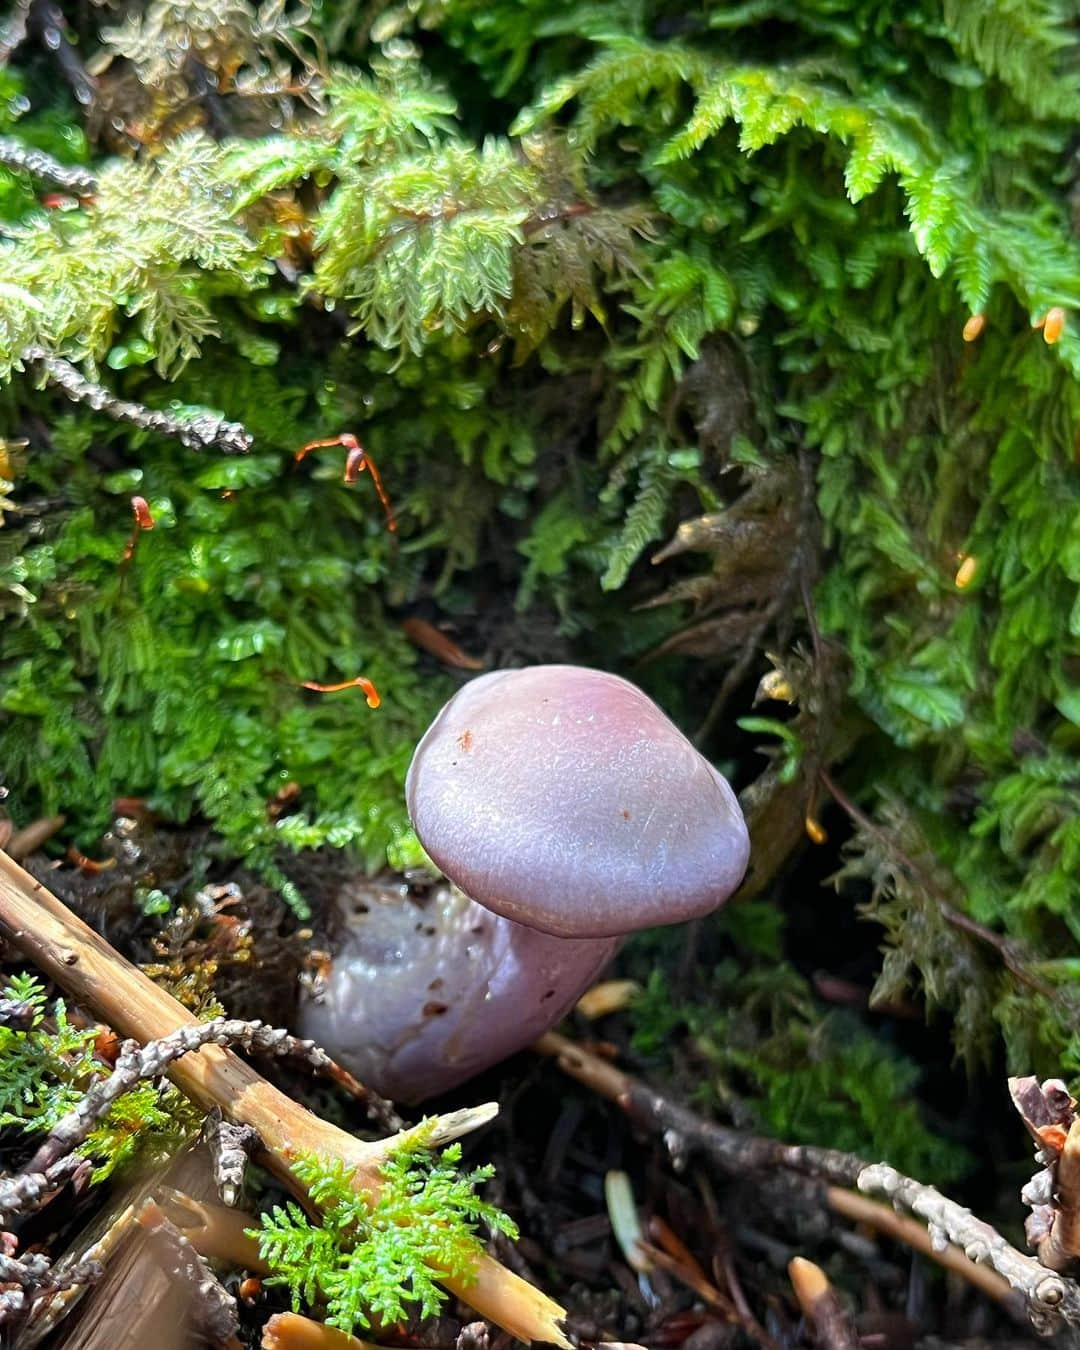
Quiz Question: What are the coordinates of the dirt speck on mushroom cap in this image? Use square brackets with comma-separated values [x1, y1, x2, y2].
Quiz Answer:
[405, 665, 750, 939]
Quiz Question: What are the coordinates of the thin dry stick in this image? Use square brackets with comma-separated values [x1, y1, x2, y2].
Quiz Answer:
[0, 1155, 83, 1220]
[26, 1018, 383, 1175]
[534, 1030, 1080, 1335]
[0, 851, 570, 1347]
[20, 1194, 144, 1347]
[137, 1200, 238, 1344]
[22, 349, 254, 456]
[856, 1162, 1079, 1335]
[824, 1186, 1021, 1314]
[0, 137, 96, 193]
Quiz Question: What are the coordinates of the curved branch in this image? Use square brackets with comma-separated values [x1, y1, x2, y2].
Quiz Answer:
[535, 1030, 1080, 1335]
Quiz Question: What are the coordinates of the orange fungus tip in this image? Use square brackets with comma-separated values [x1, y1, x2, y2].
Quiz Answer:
[962, 313, 985, 342]
[955, 554, 977, 589]
[343, 446, 364, 483]
[1044, 307, 1066, 345]
[298, 676, 380, 708]
[131, 496, 154, 530]
[805, 815, 827, 845]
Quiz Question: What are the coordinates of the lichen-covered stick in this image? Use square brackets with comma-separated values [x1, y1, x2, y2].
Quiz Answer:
[536, 1030, 1080, 1336]
[22, 348, 253, 456]
[0, 850, 570, 1346]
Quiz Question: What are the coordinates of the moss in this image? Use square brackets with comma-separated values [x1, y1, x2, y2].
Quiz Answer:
[0, 0, 1077, 1101]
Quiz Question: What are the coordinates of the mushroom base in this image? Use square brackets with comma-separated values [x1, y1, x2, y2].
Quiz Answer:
[297, 880, 617, 1104]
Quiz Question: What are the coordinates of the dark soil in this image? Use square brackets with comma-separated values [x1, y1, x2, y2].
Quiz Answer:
[1, 813, 1044, 1350]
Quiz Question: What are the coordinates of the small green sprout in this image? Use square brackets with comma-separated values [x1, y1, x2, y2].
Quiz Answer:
[0, 972, 200, 1181]
[252, 1123, 519, 1334]
[0, 972, 103, 1133]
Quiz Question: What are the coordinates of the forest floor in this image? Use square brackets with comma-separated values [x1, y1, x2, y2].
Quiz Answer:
[0, 814, 1050, 1350]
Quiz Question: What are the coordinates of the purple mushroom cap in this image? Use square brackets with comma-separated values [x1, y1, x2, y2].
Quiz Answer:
[405, 665, 750, 939]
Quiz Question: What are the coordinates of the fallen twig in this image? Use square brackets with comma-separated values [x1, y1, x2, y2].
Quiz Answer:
[138, 1199, 239, 1344]
[22, 349, 254, 456]
[824, 1186, 1021, 1315]
[0, 137, 96, 194]
[534, 1030, 1080, 1334]
[19, 1188, 147, 1347]
[26, 1016, 387, 1175]
[0, 1247, 103, 1325]
[0, 1154, 84, 1222]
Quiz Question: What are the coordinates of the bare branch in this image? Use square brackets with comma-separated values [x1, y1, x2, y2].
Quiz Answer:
[0, 1155, 83, 1222]
[0, 1248, 102, 1326]
[0, 137, 96, 194]
[825, 1186, 1022, 1316]
[535, 1031, 1080, 1335]
[137, 1200, 239, 1344]
[855, 1163, 1080, 1335]
[26, 1017, 394, 1175]
[22, 348, 254, 456]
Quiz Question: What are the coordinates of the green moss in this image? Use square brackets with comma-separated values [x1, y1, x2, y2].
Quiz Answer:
[253, 1128, 518, 1334]
[629, 908, 971, 1183]
[0, 0, 1077, 1089]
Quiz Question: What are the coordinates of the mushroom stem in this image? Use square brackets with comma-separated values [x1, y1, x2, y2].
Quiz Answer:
[0, 851, 570, 1347]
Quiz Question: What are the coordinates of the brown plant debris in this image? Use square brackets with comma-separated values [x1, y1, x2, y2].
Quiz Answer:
[535, 1031, 1080, 1335]
[1010, 1076, 1080, 1274]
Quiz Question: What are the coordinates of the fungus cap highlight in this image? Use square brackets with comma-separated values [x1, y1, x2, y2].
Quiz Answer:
[406, 665, 750, 940]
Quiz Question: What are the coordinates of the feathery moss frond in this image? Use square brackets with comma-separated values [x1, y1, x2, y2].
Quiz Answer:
[253, 1127, 518, 1333]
